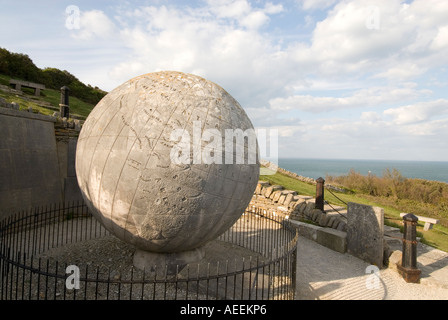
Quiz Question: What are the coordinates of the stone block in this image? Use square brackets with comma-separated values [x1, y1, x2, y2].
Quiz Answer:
[297, 200, 308, 213]
[264, 186, 274, 198]
[326, 215, 336, 228]
[260, 186, 268, 196]
[289, 220, 347, 253]
[318, 213, 330, 227]
[292, 198, 306, 211]
[284, 192, 297, 207]
[346, 202, 384, 268]
[311, 209, 322, 222]
[278, 194, 287, 205]
[265, 185, 283, 198]
[336, 220, 346, 232]
[272, 190, 283, 202]
[316, 228, 347, 253]
[331, 217, 339, 229]
[269, 189, 279, 199]
[255, 181, 269, 194]
[303, 201, 315, 218]
[292, 221, 319, 241]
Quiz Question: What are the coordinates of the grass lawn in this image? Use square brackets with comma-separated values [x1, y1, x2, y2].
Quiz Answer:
[0, 73, 95, 119]
[39, 89, 95, 119]
[260, 171, 448, 252]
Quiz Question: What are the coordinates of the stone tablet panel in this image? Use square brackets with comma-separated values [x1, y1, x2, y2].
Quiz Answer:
[346, 202, 384, 268]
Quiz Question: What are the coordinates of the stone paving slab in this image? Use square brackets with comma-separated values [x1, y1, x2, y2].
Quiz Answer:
[296, 236, 448, 300]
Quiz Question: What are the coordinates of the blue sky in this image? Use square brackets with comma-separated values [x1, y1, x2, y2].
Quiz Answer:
[1, 0, 448, 161]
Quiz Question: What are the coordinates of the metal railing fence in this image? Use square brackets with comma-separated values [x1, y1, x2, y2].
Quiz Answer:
[0, 201, 298, 300]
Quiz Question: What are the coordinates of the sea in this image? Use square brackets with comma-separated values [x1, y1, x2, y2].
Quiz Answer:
[277, 158, 448, 184]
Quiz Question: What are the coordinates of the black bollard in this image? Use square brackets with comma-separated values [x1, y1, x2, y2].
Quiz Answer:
[397, 213, 421, 283]
[315, 177, 325, 211]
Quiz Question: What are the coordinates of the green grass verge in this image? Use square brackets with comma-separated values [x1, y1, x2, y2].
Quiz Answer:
[260, 171, 448, 252]
[39, 89, 94, 119]
[0, 73, 94, 119]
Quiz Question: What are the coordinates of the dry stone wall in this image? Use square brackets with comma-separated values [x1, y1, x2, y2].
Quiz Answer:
[250, 181, 347, 232]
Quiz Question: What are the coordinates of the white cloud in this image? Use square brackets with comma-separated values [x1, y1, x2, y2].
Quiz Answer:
[292, 0, 448, 81]
[240, 10, 270, 29]
[207, 0, 251, 19]
[71, 10, 116, 40]
[383, 99, 448, 125]
[107, 2, 290, 109]
[269, 85, 430, 113]
[431, 25, 448, 51]
[374, 63, 427, 81]
[300, 0, 337, 11]
[264, 2, 285, 14]
[361, 111, 382, 122]
[58, 0, 448, 160]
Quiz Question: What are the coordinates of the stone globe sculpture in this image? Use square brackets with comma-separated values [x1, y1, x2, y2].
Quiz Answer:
[75, 71, 260, 270]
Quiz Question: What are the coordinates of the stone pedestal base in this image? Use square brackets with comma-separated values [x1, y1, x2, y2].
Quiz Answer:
[397, 264, 421, 283]
[133, 247, 205, 276]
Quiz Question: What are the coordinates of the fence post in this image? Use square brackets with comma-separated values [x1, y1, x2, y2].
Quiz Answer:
[397, 213, 421, 283]
[59, 86, 70, 118]
[315, 177, 325, 211]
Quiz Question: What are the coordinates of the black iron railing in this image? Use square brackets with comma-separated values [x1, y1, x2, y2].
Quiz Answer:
[0, 201, 298, 300]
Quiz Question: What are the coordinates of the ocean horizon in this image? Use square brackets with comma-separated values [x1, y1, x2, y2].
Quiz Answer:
[277, 158, 448, 184]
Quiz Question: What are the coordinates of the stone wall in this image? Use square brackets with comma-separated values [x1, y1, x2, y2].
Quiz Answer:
[0, 106, 83, 218]
[251, 181, 392, 266]
[250, 180, 347, 232]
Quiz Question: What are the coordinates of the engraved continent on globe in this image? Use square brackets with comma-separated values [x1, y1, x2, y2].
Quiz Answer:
[75, 71, 259, 254]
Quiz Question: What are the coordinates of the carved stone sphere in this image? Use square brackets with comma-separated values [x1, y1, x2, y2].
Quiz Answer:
[75, 71, 259, 253]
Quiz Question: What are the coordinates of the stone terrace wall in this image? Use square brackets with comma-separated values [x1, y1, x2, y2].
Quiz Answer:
[0, 105, 83, 218]
[250, 181, 347, 232]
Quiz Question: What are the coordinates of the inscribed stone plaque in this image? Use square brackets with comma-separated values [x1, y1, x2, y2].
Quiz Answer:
[346, 202, 384, 268]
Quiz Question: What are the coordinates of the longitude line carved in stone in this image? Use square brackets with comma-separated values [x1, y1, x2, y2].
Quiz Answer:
[108, 86, 163, 230]
[123, 75, 191, 234]
[84, 95, 126, 204]
[163, 78, 213, 244]
[97, 93, 142, 229]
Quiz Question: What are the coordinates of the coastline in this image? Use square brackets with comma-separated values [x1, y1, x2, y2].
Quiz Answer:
[275, 157, 448, 184]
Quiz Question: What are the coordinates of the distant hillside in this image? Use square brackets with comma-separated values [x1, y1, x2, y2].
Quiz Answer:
[0, 47, 107, 105]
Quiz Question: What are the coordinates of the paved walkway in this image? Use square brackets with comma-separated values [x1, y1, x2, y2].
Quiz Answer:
[295, 236, 448, 300]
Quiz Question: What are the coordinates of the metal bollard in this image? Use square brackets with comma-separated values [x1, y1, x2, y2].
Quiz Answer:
[397, 213, 421, 283]
[315, 177, 325, 211]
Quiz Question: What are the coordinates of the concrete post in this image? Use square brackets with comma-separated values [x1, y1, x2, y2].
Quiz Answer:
[59, 86, 70, 118]
[315, 177, 325, 210]
[397, 213, 421, 283]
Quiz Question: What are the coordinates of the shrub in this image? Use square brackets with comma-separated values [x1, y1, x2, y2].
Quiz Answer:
[326, 168, 448, 226]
